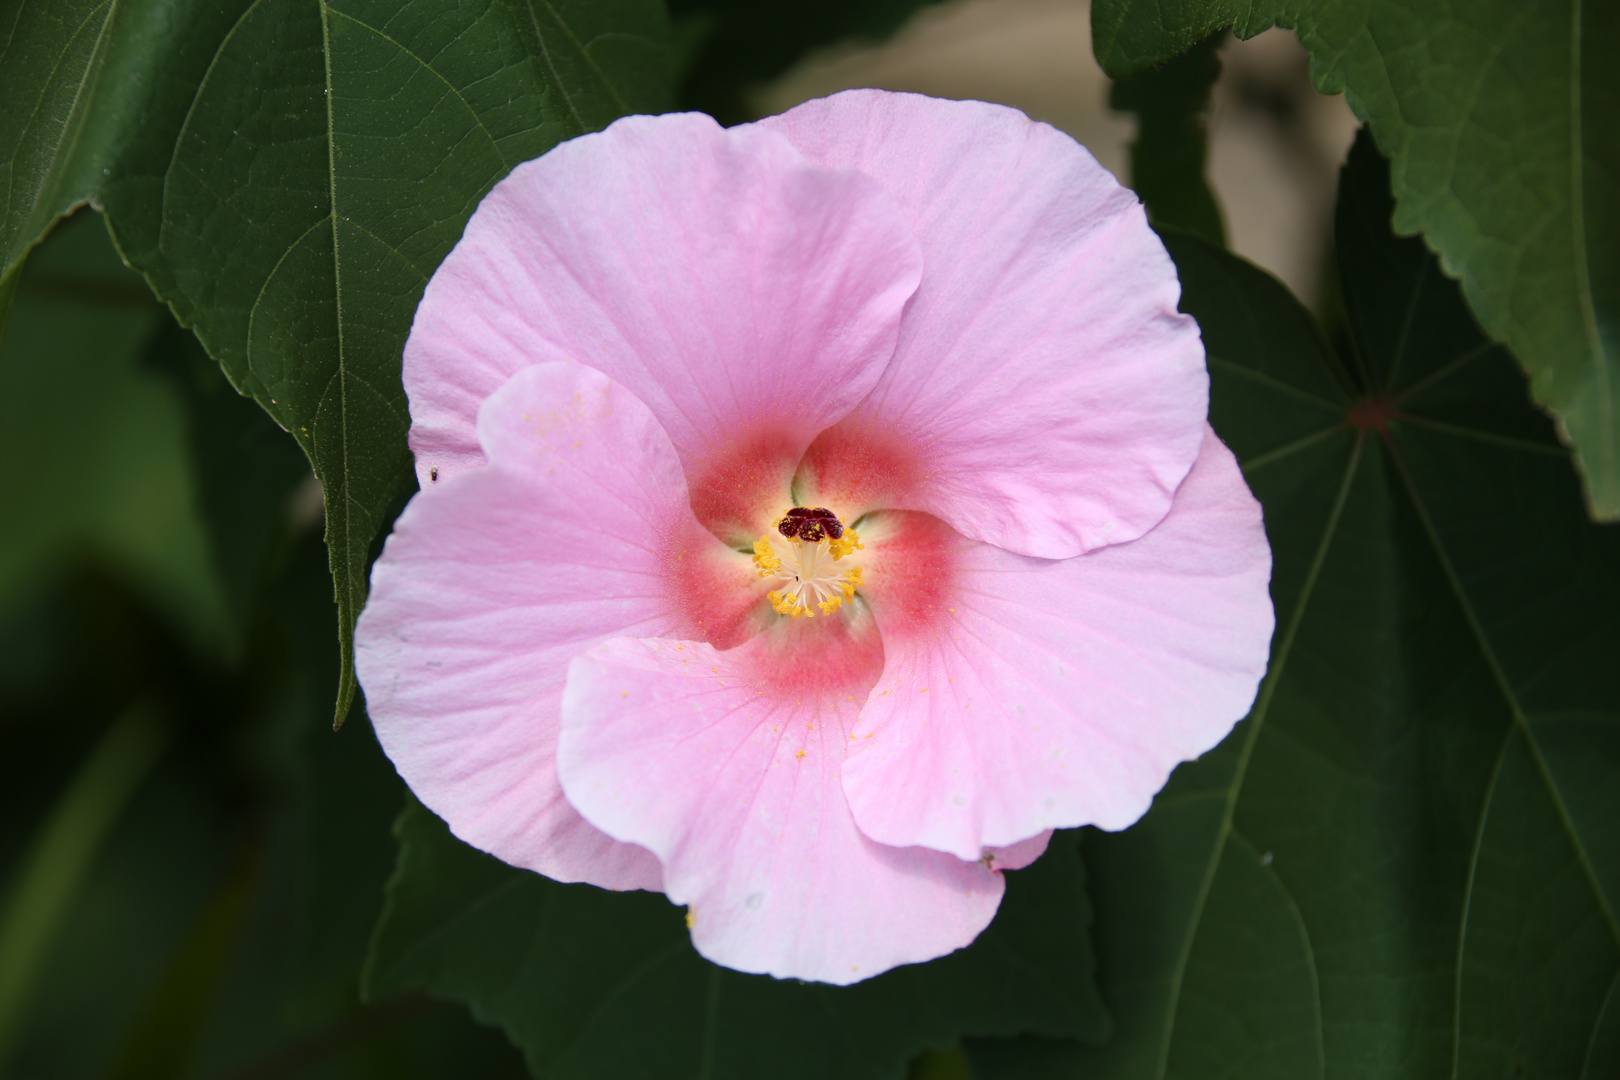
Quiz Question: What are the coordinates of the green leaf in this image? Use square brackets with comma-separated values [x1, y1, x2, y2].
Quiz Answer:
[969, 131, 1620, 1079]
[0, 0, 674, 723]
[1091, 0, 1620, 521]
[1108, 33, 1227, 248]
[1090, 1, 1250, 78]
[365, 798, 1108, 1079]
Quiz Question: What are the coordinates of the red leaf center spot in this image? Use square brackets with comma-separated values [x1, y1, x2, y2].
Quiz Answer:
[1347, 394, 1396, 434]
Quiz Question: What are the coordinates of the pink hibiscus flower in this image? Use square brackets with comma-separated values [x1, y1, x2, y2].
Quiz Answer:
[354, 91, 1274, 985]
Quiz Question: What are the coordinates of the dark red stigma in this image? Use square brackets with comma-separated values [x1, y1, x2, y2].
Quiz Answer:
[777, 506, 844, 542]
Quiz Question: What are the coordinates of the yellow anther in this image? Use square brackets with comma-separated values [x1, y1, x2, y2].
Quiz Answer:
[827, 527, 862, 560]
[768, 589, 812, 618]
[752, 537, 781, 576]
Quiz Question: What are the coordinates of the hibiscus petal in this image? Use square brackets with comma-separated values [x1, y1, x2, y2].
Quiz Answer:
[985, 830, 1053, 871]
[356, 363, 758, 890]
[762, 90, 1207, 558]
[843, 429, 1273, 860]
[557, 627, 1006, 985]
[403, 111, 922, 543]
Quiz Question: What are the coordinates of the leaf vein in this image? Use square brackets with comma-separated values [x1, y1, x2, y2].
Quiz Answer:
[327, 7, 510, 171]
[1151, 435, 1363, 1080]
[1390, 435, 1620, 956]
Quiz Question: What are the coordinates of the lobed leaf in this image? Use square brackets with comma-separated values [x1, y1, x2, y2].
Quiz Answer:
[1092, 0, 1620, 521]
[0, 0, 673, 723]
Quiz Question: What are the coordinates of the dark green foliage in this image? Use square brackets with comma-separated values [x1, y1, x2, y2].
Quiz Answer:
[0, 213, 528, 1077]
[1091, 0, 1620, 521]
[0, 0, 674, 723]
[0, 212, 224, 645]
[3, 3, 1617, 1075]
[968, 128, 1620, 1080]
[669, 0, 946, 121]
[366, 799, 1109, 1079]
[1109, 34, 1226, 248]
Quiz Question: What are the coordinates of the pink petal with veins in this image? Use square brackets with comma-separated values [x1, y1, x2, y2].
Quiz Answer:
[844, 430, 1273, 860]
[764, 91, 1206, 559]
[559, 622, 1007, 984]
[357, 363, 757, 890]
[402, 111, 921, 543]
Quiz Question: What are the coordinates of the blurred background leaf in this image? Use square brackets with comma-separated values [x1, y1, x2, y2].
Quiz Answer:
[0, 699, 171, 1069]
[366, 798, 1108, 1080]
[1091, 0, 1620, 522]
[968, 129, 1620, 1080]
[0, 212, 528, 1079]
[0, 211, 225, 648]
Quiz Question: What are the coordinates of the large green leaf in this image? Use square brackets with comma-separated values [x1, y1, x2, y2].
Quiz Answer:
[0, 0, 673, 722]
[365, 798, 1109, 1079]
[969, 131, 1620, 1079]
[1092, 0, 1620, 521]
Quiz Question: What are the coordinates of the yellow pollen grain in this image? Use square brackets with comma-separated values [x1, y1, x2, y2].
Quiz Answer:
[795, 749, 806, 760]
[685, 909, 696, 929]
